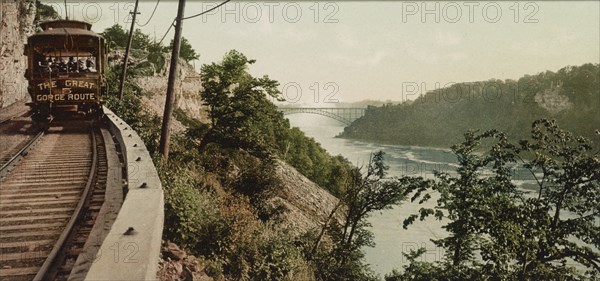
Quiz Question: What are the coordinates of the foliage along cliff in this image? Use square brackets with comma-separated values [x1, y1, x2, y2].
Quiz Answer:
[0, 0, 36, 108]
[103, 24, 209, 129]
[152, 50, 414, 281]
[339, 63, 600, 147]
[102, 21, 382, 279]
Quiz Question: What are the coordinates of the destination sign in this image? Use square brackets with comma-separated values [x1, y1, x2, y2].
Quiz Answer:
[37, 79, 97, 90]
[36, 93, 96, 102]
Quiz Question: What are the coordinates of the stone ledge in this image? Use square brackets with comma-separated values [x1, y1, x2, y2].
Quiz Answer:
[84, 107, 164, 281]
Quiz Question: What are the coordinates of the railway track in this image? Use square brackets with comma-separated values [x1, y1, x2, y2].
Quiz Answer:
[0, 126, 45, 181]
[0, 112, 41, 175]
[0, 120, 111, 281]
[0, 107, 28, 125]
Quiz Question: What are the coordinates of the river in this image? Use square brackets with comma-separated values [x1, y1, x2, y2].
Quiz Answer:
[286, 114, 455, 276]
[286, 113, 595, 277]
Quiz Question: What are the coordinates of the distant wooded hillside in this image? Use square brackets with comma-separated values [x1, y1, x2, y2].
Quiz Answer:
[339, 63, 600, 147]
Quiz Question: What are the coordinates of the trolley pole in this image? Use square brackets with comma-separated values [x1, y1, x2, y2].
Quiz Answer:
[159, 0, 186, 159]
[118, 0, 140, 100]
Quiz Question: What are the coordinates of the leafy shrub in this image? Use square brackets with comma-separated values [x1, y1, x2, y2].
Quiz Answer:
[103, 65, 161, 153]
[398, 120, 600, 280]
[159, 162, 217, 246]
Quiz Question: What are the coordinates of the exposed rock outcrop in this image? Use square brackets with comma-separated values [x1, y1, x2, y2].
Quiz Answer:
[0, 0, 36, 108]
[158, 242, 213, 281]
[106, 49, 208, 133]
[272, 160, 343, 235]
[134, 55, 209, 127]
[534, 82, 572, 114]
[157, 163, 343, 281]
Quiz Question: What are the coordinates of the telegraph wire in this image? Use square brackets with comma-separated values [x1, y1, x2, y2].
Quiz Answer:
[157, 0, 230, 45]
[182, 0, 231, 20]
[138, 0, 161, 26]
[158, 19, 175, 45]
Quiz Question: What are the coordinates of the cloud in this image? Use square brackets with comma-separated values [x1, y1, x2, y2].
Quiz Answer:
[334, 26, 360, 49]
[434, 30, 462, 47]
[400, 31, 465, 64]
[557, 34, 578, 44]
[555, 28, 578, 44]
[257, 15, 274, 34]
[404, 42, 440, 64]
[510, 41, 561, 57]
[447, 52, 467, 61]
[329, 50, 388, 67]
[282, 27, 315, 42]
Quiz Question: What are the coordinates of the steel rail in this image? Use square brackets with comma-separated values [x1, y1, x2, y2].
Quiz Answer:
[0, 127, 46, 179]
[0, 108, 29, 125]
[32, 127, 99, 281]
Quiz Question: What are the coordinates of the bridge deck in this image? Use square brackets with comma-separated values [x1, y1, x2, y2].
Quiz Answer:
[278, 107, 366, 125]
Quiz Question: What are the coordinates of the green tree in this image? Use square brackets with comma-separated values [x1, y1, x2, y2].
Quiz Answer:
[167, 37, 199, 63]
[339, 64, 600, 149]
[197, 50, 353, 196]
[313, 151, 408, 281]
[102, 24, 128, 48]
[199, 50, 282, 156]
[340, 151, 408, 250]
[35, 1, 59, 21]
[131, 28, 151, 50]
[104, 65, 161, 153]
[514, 120, 600, 279]
[102, 26, 154, 51]
[146, 40, 166, 73]
[396, 120, 600, 280]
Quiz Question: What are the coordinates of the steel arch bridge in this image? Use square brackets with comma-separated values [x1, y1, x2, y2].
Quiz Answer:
[278, 107, 366, 125]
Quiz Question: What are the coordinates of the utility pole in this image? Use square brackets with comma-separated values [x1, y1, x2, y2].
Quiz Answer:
[118, 0, 140, 100]
[64, 0, 69, 20]
[159, 0, 185, 159]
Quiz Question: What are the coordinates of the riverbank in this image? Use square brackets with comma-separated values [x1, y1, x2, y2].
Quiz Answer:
[286, 114, 452, 275]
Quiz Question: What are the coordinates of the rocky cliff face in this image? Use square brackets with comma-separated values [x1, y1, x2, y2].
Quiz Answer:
[0, 0, 36, 108]
[272, 160, 343, 235]
[129, 55, 342, 234]
[105, 48, 208, 133]
[133, 55, 209, 125]
[534, 83, 572, 114]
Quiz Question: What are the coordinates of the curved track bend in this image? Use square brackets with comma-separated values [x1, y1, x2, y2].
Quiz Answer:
[0, 120, 112, 281]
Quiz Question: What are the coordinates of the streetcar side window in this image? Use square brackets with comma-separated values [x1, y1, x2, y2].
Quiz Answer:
[83, 57, 97, 72]
[34, 53, 98, 77]
[35, 55, 53, 76]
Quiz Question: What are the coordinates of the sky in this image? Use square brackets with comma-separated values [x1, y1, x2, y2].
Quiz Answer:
[40, 1, 600, 106]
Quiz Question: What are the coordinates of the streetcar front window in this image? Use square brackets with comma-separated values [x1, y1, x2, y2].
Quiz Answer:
[32, 46, 99, 78]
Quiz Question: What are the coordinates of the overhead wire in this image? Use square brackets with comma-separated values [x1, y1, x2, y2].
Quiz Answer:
[158, 19, 175, 45]
[138, 0, 160, 26]
[182, 0, 231, 20]
[157, 0, 230, 45]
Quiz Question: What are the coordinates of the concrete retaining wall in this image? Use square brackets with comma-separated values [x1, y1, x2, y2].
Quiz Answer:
[84, 107, 164, 280]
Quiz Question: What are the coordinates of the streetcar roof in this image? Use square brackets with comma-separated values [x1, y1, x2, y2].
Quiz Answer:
[30, 28, 102, 38]
[40, 20, 92, 31]
[32, 20, 102, 39]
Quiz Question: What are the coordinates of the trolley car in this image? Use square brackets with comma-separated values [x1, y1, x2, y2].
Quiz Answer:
[24, 20, 106, 121]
